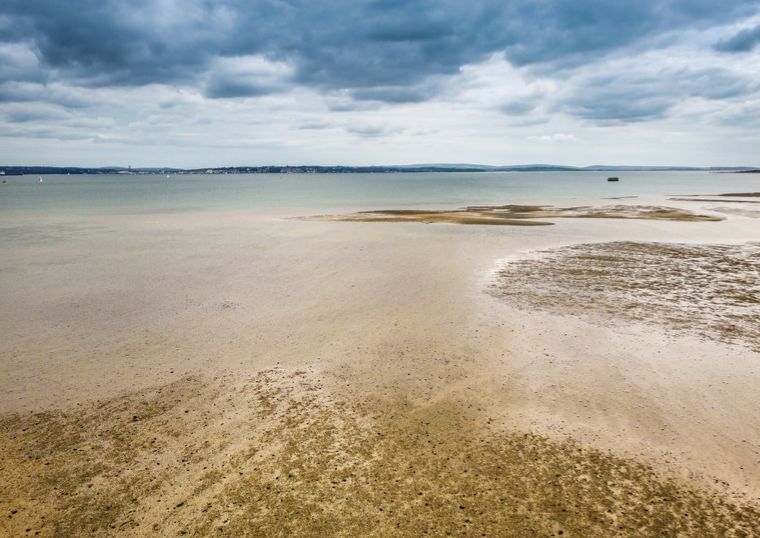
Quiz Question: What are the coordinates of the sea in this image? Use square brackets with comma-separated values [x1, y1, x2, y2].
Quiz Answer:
[2, 171, 759, 219]
[1, 170, 759, 411]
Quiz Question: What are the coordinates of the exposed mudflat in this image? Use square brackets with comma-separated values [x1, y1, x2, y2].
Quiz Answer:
[492, 241, 760, 352]
[301, 204, 721, 226]
[3, 192, 760, 537]
[2, 368, 759, 537]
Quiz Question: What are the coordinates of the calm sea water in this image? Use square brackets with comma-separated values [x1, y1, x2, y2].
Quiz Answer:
[1, 171, 758, 218]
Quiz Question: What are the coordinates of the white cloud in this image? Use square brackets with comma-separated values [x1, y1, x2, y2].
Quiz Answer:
[528, 133, 578, 142]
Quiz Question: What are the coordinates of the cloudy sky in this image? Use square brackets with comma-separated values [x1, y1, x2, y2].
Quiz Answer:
[1, 0, 760, 167]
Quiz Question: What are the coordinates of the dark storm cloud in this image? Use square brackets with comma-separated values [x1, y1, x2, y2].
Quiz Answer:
[204, 76, 284, 99]
[205, 81, 269, 98]
[1, 0, 220, 87]
[3, 1, 758, 91]
[715, 24, 760, 52]
[1, 0, 759, 136]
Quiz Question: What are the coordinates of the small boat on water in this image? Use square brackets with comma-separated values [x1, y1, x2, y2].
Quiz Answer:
[38, 176, 43, 183]
[607, 177, 619, 182]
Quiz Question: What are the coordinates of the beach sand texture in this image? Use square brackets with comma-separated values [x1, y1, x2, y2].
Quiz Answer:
[1, 185, 760, 536]
[2, 368, 759, 536]
[492, 241, 760, 352]
[301, 204, 722, 226]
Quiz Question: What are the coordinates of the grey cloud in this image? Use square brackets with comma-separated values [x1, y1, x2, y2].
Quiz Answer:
[296, 120, 400, 136]
[2, 0, 758, 101]
[500, 100, 538, 116]
[0, 42, 47, 84]
[510, 116, 551, 127]
[345, 124, 403, 138]
[0, 81, 93, 108]
[298, 121, 332, 130]
[325, 98, 383, 112]
[204, 78, 282, 99]
[202, 55, 293, 99]
[559, 68, 760, 122]
[562, 93, 672, 123]
[715, 24, 760, 52]
[711, 101, 760, 127]
[369, 22, 450, 43]
[348, 86, 434, 104]
[1, 103, 72, 122]
[0, 125, 92, 141]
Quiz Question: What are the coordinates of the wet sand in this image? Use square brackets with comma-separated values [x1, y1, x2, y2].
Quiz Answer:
[2, 369, 759, 536]
[301, 204, 721, 226]
[492, 241, 760, 352]
[1, 204, 760, 536]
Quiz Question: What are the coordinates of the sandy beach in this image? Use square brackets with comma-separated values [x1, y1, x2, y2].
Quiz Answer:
[4, 0, 760, 533]
[1, 186, 760, 536]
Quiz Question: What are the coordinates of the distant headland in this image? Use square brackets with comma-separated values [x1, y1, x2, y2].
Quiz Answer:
[1, 164, 758, 176]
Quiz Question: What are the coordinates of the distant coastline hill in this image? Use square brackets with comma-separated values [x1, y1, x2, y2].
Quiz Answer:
[1, 164, 758, 176]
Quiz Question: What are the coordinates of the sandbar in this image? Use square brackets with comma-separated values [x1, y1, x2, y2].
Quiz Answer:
[301, 204, 721, 226]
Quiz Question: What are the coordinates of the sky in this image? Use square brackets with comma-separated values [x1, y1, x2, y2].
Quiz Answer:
[1, 0, 759, 168]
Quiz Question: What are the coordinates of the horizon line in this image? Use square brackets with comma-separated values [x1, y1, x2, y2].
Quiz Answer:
[2, 163, 759, 171]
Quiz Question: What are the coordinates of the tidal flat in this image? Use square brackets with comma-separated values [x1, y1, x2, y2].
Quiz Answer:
[3, 368, 759, 537]
[2, 173, 760, 536]
[492, 241, 760, 352]
[302, 204, 722, 226]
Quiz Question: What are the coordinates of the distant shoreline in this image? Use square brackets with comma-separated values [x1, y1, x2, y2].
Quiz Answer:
[1, 164, 759, 175]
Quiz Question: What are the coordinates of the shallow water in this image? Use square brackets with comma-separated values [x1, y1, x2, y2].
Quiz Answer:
[2, 171, 759, 219]
[2, 171, 760, 534]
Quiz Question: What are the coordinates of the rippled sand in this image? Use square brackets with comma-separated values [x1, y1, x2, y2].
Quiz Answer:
[3, 369, 759, 537]
[492, 241, 760, 352]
